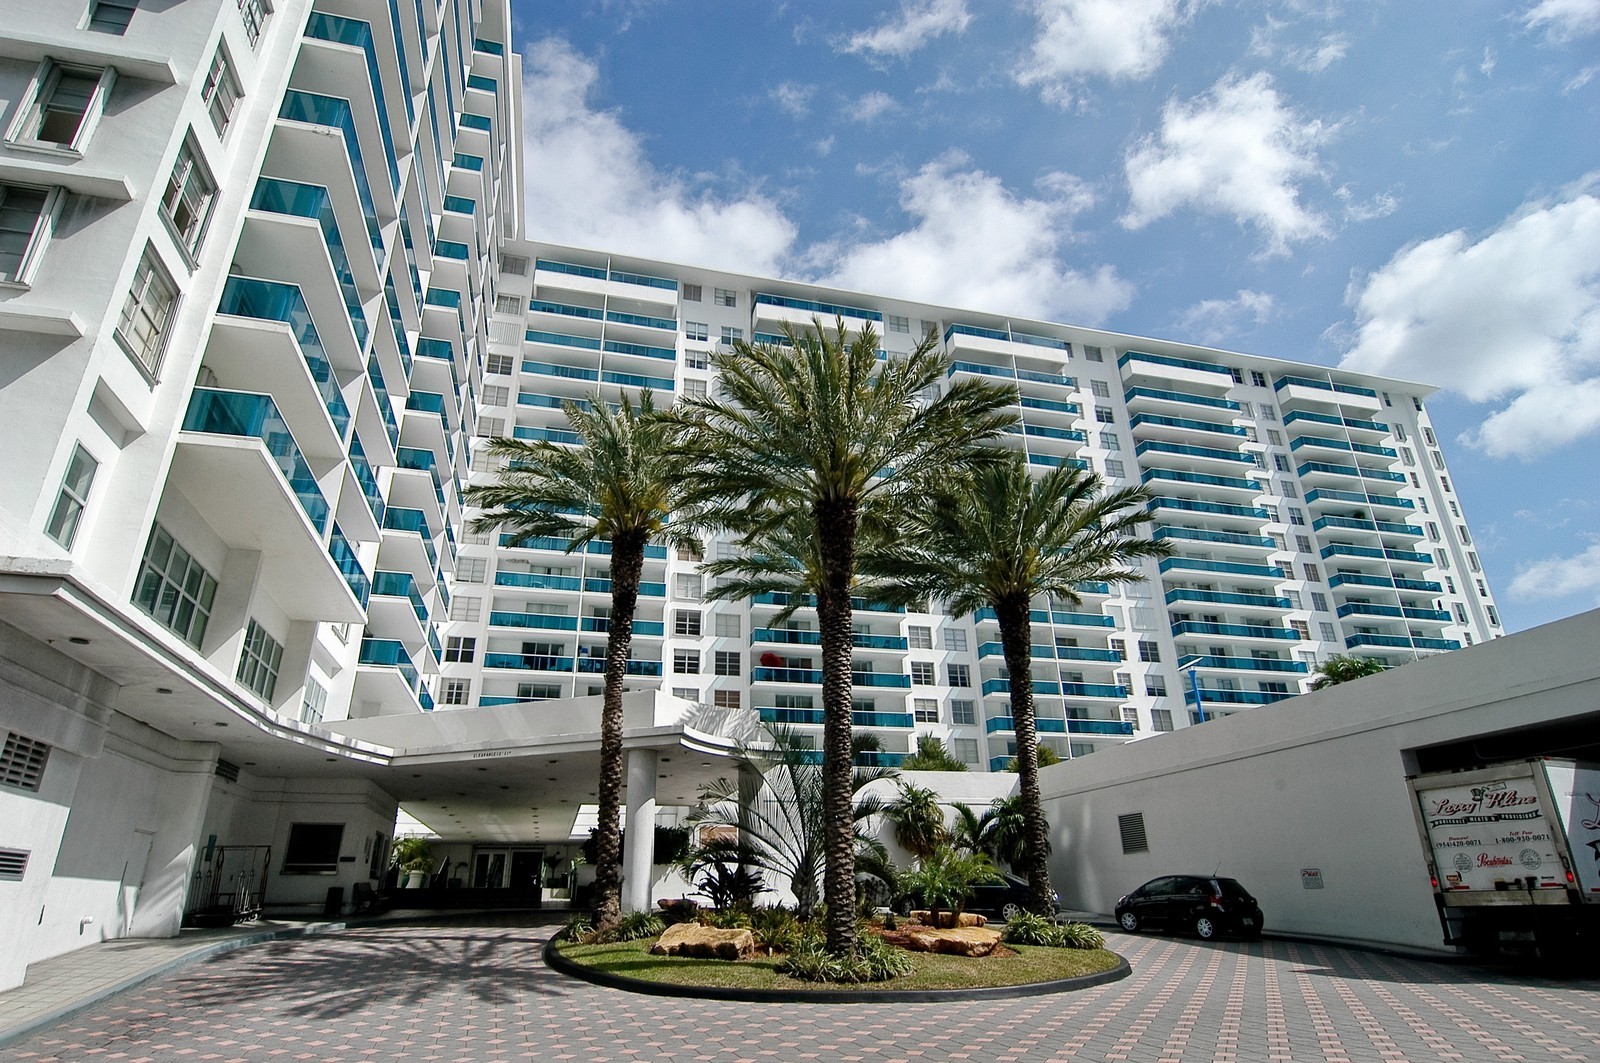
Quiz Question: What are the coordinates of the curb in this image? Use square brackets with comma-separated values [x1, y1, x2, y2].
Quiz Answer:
[541, 939, 1133, 1004]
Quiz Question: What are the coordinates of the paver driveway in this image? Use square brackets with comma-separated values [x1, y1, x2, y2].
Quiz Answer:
[9, 915, 1599, 1063]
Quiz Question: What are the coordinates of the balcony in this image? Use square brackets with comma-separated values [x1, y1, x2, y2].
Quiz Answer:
[1283, 410, 1390, 436]
[974, 607, 1115, 628]
[603, 338, 676, 362]
[580, 617, 664, 636]
[1345, 633, 1461, 652]
[1118, 350, 1235, 389]
[757, 708, 914, 728]
[576, 657, 664, 677]
[980, 679, 1130, 698]
[1165, 589, 1292, 610]
[1020, 395, 1079, 416]
[757, 292, 882, 328]
[487, 611, 578, 631]
[274, 90, 382, 252]
[1152, 526, 1275, 551]
[1290, 436, 1398, 459]
[172, 389, 363, 623]
[1141, 468, 1260, 494]
[1304, 488, 1415, 512]
[751, 667, 912, 688]
[1170, 621, 1298, 641]
[353, 638, 429, 716]
[1297, 461, 1408, 486]
[534, 259, 678, 307]
[978, 642, 1123, 663]
[1159, 557, 1284, 581]
[1176, 654, 1308, 674]
[1320, 543, 1432, 566]
[985, 716, 1133, 737]
[1274, 374, 1382, 413]
[1134, 439, 1256, 469]
[1337, 603, 1451, 623]
[581, 577, 667, 598]
[1313, 515, 1423, 541]
[1147, 497, 1270, 526]
[1327, 573, 1442, 594]
[382, 506, 437, 569]
[1130, 413, 1248, 442]
[484, 652, 577, 672]
[247, 178, 371, 347]
[752, 628, 910, 651]
[494, 570, 583, 592]
[1123, 386, 1241, 414]
[1186, 688, 1296, 706]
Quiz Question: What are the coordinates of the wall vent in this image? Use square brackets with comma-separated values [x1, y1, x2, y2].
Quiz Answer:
[1117, 812, 1149, 854]
[0, 848, 28, 881]
[1, 732, 50, 792]
[215, 758, 241, 783]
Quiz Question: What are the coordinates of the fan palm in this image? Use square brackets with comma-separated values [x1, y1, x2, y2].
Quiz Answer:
[673, 317, 1017, 955]
[1308, 653, 1386, 690]
[463, 391, 693, 933]
[885, 781, 948, 861]
[877, 455, 1170, 914]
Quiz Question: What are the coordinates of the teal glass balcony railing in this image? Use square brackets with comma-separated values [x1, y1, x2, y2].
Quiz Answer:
[1345, 633, 1460, 652]
[576, 657, 664, 676]
[751, 667, 912, 688]
[1177, 654, 1308, 674]
[1016, 368, 1075, 387]
[372, 570, 427, 621]
[466, 73, 497, 93]
[752, 628, 910, 651]
[473, 37, 505, 55]
[1147, 497, 1270, 520]
[604, 338, 676, 361]
[1153, 526, 1275, 549]
[750, 592, 904, 613]
[978, 642, 1123, 663]
[536, 258, 606, 280]
[758, 292, 881, 322]
[581, 576, 667, 597]
[529, 299, 603, 321]
[1186, 688, 1295, 706]
[452, 152, 484, 171]
[182, 389, 329, 534]
[979, 678, 1127, 698]
[1012, 422, 1086, 442]
[987, 716, 1069, 734]
[974, 607, 1115, 627]
[948, 360, 1015, 381]
[487, 611, 579, 631]
[1298, 461, 1407, 485]
[425, 287, 463, 313]
[405, 390, 451, 429]
[250, 179, 370, 349]
[1165, 589, 1292, 609]
[523, 359, 600, 381]
[383, 507, 436, 566]
[1328, 572, 1442, 593]
[1131, 413, 1248, 438]
[1135, 440, 1255, 465]
[602, 369, 675, 390]
[381, 279, 411, 378]
[1283, 410, 1388, 433]
[1028, 454, 1089, 470]
[278, 90, 381, 249]
[494, 570, 583, 592]
[983, 679, 1057, 696]
[1020, 395, 1079, 415]
[395, 446, 446, 504]
[1118, 350, 1233, 377]
[597, 268, 676, 291]
[359, 637, 418, 689]
[1076, 581, 1111, 595]
[348, 436, 385, 525]
[496, 534, 668, 560]
[579, 617, 666, 636]
[606, 310, 677, 331]
[303, 13, 400, 195]
[1171, 621, 1298, 640]
[514, 425, 582, 445]
[484, 652, 576, 672]
[1124, 386, 1241, 411]
[1320, 544, 1431, 564]
[434, 240, 470, 260]
[1304, 488, 1414, 511]
[943, 323, 1069, 351]
[1160, 557, 1283, 579]
[217, 277, 351, 440]
[328, 524, 369, 607]
[1291, 436, 1398, 458]
[1142, 468, 1258, 491]
[1275, 375, 1377, 399]
[759, 708, 913, 728]
[442, 194, 475, 214]
[1314, 515, 1422, 538]
[366, 356, 400, 448]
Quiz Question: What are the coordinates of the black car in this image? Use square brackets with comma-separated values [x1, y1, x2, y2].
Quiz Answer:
[1114, 875, 1262, 940]
[898, 872, 1061, 921]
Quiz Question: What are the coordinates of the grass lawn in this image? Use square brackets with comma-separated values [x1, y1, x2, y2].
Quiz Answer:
[552, 937, 1122, 992]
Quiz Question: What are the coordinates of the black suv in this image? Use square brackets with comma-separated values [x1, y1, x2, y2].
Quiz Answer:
[1114, 875, 1262, 940]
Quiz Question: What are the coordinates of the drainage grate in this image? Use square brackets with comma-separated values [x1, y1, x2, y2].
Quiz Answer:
[1118, 812, 1149, 854]
[1, 732, 50, 792]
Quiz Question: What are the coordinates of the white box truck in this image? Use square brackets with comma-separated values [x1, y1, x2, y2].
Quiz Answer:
[1409, 757, 1600, 961]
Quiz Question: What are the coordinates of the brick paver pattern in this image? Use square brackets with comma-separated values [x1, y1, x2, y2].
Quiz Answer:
[9, 917, 1599, 1063]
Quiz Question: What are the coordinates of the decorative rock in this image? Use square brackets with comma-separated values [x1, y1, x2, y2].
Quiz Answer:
[904, 927, 1004, 957]
[649, 922, 757, 960]
[909, 910, 988, 929]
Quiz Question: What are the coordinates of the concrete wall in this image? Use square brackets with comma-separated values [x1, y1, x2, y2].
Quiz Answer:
[1039, 609, 1600, 952]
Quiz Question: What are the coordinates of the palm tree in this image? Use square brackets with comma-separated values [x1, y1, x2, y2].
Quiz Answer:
[879, 456, 1171, 914]
[464, 391, 692, 933]
[885, 781, 947, 861]
[673, 317, 1017, 956]
[948, 801, 986, 855]
[977, 793, 1034, 871]
[1309, 653, 1386, 690]
[901, 734, 969, 772]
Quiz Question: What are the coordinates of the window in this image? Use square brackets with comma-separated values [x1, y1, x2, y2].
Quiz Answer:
[483, 354, 515, 379]
[282, 823, 343, 875]
[1138, 641, 1160, 663]
[1294, 535, 1311, 553]
[1286, 590, 1302, 608]
[672, 686, 698, 701]
[1448, 501, 1460, 518]
[1238, 401, 1253, 417]
[1320, 622, 1337, 641]
[1276, 561, 1293, 578]
[1104, 459, 1125, 478]
[947, 663, 971, 686]
[1422, 426, 1437, 447]
[8, 61, 114, 151]
[714, 651, 740, 676]
[1266, 429, 1282, 447]
[1302, 563, 1320, 582]
[1109, 638, 1125, 660]
[1102, 431, 1120, 451]
[714, 613, 741, 638]
[684, 349, 708, 370]
[682, 379, 707, 400]
[44, 443, 97, 549]
[444, 636, 476, 663]
[442, 678, 471, 705]
[887, 314, 909, 333]
[673, 649, 700, 674]
[1281, 482, 1297, 498]
[456, 557, 487, 583]
[713, 689, 741, 709]
[1150, 708, 1173, 732]
[236, 619, 283, 700]
[1, 731, 51, 792]
[480, 385, 508, 407]
[952, 738, 979, 764]
[160, 139, 217, 258]
[672, 610, 701, 637]
[1476, 578, 1489, 598]
[1441, 476, 1451, 493]
[719, 325, 743, 344]
[1410, 473, 1421, 488]
[1273, 454, 1289, 472]
[1261, 405, 1276, 421]
[237, 0, 270, 47]
[1288, 507, 1305, 526]
[88, 0, 140, 33]
[910, 661, 935, 685]
[684, 321, 709, 342]
[681, 283, 702, 302]
[0, 182, 62, 285]
[913, 698, 938, 723]
[1453, 603, 1469, 625]
[1487, 605, 1500, 627]
[713, 287, 737, 307]
[1468, 551, 1481, 572]
[944, 628, 967, 652]
[950, 699, 975, 725]
[1263, 504, 1279, 522]
[115, 247, 179, 376]
[1251, 371, 1268, 387]
[500, 254, 528, 276]
[1426, 521, 1440, 542]
[449, 595, 480, 622]
[1271, 533, 1287, 551]
[1095, 408, 1114, 424]
[1310, 592, 1328, 612]
[134, 525, 217, 648]
[675, 574, 703, 600]
[476, 416, 504, 439]
[907, 625, 932, 649]
[1144, 675, 1167, 697]
[1289, 620, 1310, 639]
[494, 294, 521, 315]
[1412, 396, 1423, 411]
[299, 678, 327, 725]
[1090, 379, 1109, 398]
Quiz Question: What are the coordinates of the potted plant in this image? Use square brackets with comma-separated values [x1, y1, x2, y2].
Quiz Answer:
[392, 837, 435, 889]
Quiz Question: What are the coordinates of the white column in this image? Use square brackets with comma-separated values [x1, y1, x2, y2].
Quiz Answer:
[622, 748, 658, 914]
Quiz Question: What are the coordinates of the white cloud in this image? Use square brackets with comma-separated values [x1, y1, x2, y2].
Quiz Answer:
[519, 38, 796, 276]
[1564, 64, 1600, 92]
[841, 0, 972, 59]
[1251, 20, 1350, 73]
[1015, 0, 1193, 105]
[1508, 539, 1600, 605]
[1339, 177, 1600, 460]
[1336, 184, 1399, 222]
[814, 154, 1133, 324]
[1480, 46, 1498, 77]
[772, 82, 815, 118]
[1175, 290, 1276, 343]
[1523, 0, 1600, 40]
[847, 91, 902, 123]
[1121, 72, 1331, 254]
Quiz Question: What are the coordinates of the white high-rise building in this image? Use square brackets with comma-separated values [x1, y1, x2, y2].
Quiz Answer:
[0, 0, 1501, 987]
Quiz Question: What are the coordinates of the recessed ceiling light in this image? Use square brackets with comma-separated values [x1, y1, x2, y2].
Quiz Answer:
[325, 757, 336, 762]
[69, 637, 90, 645]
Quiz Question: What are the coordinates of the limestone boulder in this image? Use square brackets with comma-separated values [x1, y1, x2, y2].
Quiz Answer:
[904, 926, 1003, 957]
[649, 922, 757, 960]
[909, 910, 988, 929]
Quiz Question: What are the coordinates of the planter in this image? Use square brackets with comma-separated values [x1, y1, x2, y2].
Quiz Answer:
[405, 870, 428, 888]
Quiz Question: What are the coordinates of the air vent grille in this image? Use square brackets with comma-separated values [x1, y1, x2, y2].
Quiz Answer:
[0, 848, 28, 881]
[215, 759, 241, 782]
[1, 732, 50, 792]
[1118, 812, 1149, 855]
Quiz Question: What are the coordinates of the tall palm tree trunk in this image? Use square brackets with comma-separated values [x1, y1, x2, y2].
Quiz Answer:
[995, 593, 1055, 914]
[815, 497, 859, 957]
[590, 529, 644, 931]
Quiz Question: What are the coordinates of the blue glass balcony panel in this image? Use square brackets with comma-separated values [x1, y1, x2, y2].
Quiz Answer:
[1153, 526, 1275, 549]
[1291, 436, 1398, 458]
[581, 577, 667, 597]
[1275, 375, 1377, 399]
[472, 37, 505, 55]
[1177, 654, 1308, 674]
[1320, 544, 1432, 564]
[1118, 350, 1233, 377]
[217, 278, 351, 439]
[1283, 410, 1388, 433]
[359, 637, 418, 687]
[1020, 395, 1079, 415]
[278, 90, 381, 250]
[948, 360, 1014, 381]
[303, 13, 400, 195]
[1013, 422, 1086, 442]
[458, 112, 491, 132]
[328, 525, 369, 607]
[530, 300, 603, 321]
[1298, 461, 1407, 485]
[1131, 413, 1247, 437]
[1135, 440, 1255, 465]
[604, 339, 676, 361]
[1171, 621, 1298, 640]
[395, 446, 445, 503]
[1165, 589, 1292, 609]
[452, 152, 484, 171]
[465, 74, 497, 93]
[249, 179, 370, 349]
[605, 310, 677, 331]
[608, 269, 677, 291]
[434, 240, 470, 260]
[751, 667, 911, 688]
[484, 652, 575, 672]
[1160, 557, 1283, 579]
[1304, 488, 1414, 511]
[536, 259, 607, 280]
[576, 657, 664, 676]
[1016, 368, 1075, 387]
[1147, 497, 1270, 520]
[514, 425, 582, 445]
[442, 194, 475, 214]
[348, 437, 385, 525]
[488, 611, 579, 631]
[1124, 386, 1240, 411]
[523, 359, 601, 382]
[1142, 469, 1258, 491]
[602, 369, 675, 390]
[372, 569, 427, 621]
[495, 571, 583, 591]
[1187, 688, 1295, 706]
[182, 389, 330, 534]
[366, 356, 400, 448]
[757, 292, 881, 322]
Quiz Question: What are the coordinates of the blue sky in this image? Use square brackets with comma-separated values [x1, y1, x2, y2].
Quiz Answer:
[505, 0, 1600, 634]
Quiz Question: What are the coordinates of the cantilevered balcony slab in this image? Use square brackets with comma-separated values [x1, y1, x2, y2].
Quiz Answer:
[234, 215, 368, 371]
[264, 114, 384, 264]
[204, 317, 347, 463]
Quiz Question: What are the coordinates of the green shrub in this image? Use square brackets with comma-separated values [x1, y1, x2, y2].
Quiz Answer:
[593, 911, 665, 943]
[748, 906, 801, 952]
[776, 933, 912, 983]
[700, 906, 753, 930]
[1001, 911, 1062, 946]
[557, 914, 593, 943]
[657, 899, 701, 925]
[1056, 922, 1106, 950]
